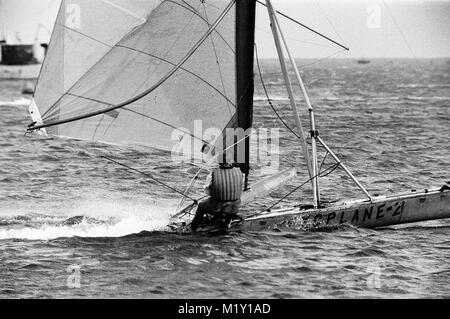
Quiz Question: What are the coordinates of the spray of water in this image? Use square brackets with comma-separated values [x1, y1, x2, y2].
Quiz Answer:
[0, 97, 30, 107]
[0, 198, 177, 240]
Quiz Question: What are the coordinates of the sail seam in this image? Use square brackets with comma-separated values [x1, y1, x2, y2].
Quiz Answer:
[56, 46, 236, 114]
[121, 107, 214, 148]
[126, 0, 201, 100]
[174, 0, 235, 53]
[56, 23, 112, 48]
[115, 45, 236, 108]
[58, 91, 226, 149]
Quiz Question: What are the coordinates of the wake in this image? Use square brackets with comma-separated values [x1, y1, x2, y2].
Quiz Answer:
[0, 199, 176, 240]
[0, 97, 30, 107]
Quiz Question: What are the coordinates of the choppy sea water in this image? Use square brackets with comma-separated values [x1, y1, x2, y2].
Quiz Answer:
[0, 59, 449, 298]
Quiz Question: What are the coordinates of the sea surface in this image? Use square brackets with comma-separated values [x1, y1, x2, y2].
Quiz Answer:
[0, 59, 449, 298]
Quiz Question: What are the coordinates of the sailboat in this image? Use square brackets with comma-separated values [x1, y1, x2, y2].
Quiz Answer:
[357, 58, 370, 65]
[27, 0, 450, 233]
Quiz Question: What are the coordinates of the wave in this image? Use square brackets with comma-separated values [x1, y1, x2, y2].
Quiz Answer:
[0, 199, 176, 240]
[253, 95, 290, 102]
[0, 97, 31, 107]
[404, 96, 449, 101]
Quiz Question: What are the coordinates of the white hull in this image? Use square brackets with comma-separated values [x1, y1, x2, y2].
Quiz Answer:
[235, 186, 450, 231]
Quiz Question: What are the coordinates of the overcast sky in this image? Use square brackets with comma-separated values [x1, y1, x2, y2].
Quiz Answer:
[1, 0, 449, 58]
[257, 0, 450, 58]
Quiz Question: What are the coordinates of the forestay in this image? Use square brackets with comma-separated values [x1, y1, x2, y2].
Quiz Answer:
[31, 0, 237, 156]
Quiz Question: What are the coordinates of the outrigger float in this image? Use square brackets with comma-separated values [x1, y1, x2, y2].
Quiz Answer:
[234, 185, 450, 231]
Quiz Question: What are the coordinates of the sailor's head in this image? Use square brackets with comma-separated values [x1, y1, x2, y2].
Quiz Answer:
[219, 162, 234, 169]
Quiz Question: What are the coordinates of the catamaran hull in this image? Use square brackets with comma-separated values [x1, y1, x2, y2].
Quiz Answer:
[235, 187, 450, 231]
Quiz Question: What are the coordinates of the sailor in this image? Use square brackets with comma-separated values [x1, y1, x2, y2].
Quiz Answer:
[191, 163, 244, 232]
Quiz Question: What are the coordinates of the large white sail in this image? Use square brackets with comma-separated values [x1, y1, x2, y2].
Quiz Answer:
[31, 0, 237, 155]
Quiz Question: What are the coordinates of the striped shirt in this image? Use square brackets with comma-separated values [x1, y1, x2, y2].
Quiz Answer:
[208, 167, 244, 201]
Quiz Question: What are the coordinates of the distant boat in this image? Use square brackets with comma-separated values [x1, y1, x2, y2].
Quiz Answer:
[357, 59, 371, 65]
[1, 43, 39, 65]
[0, 42, 44, 79]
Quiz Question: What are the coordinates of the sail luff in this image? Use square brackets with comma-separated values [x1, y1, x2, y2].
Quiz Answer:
[235, 0, 256, 188]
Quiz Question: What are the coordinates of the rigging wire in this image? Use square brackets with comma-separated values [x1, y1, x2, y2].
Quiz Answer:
[313, 0, 347, 46]
[206, 0, 339, 50]
[318, 150, 329, 174]
[298, 49, 346, 70]
[255, 44, 301, 140]
[262, 160, 341, 213]
[255, 0, 349, 51]
[382, 0, 424, 73]
[254, 25, 341, 50]
[102, 155, 199, 204]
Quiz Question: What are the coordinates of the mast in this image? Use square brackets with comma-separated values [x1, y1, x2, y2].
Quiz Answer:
[269, 1, 321, 206]
[267, 0, 372, 205]
[236, 0, 256, 190]
[266, 0, 317, 204]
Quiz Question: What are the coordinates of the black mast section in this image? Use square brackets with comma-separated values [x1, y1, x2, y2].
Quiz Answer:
[236, 0, 256, 189]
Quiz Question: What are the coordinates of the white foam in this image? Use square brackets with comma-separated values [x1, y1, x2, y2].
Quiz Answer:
[0, 199, 176, 240]
[253, 96, 290, 102]
[0, 97, 31, 107]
